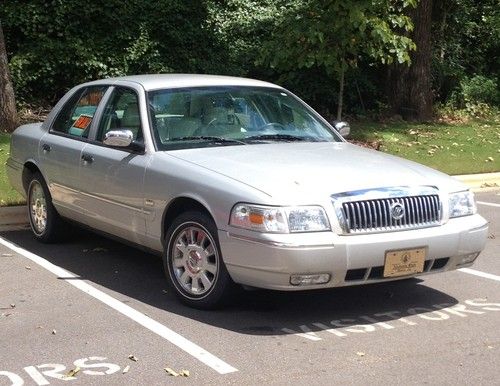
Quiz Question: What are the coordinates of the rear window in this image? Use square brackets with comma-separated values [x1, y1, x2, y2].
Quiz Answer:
[51, 86, 107, 138]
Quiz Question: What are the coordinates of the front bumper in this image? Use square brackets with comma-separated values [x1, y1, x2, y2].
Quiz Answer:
[219, 213, 488, 290]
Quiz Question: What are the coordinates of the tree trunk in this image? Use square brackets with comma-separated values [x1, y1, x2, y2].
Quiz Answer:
[336, 63, 345, 120]
[0, 21, 19, 133]
[387, 0, 433, 122]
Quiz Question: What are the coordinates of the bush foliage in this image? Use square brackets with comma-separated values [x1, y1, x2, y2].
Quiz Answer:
[1, 0, 498, 116]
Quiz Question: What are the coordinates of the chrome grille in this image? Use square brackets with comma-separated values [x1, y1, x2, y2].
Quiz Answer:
[331, 187, 442, 234]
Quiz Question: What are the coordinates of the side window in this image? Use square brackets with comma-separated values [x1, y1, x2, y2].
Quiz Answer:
[51, 86, 107, 137]
[97, 87, 142, 142]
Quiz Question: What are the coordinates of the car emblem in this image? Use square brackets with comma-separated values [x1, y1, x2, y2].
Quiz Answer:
[390, 202, 405, 220]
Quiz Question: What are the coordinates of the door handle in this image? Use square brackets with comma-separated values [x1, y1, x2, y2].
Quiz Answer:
[81, 153, 94, 164]
[42, 144, 51, 152]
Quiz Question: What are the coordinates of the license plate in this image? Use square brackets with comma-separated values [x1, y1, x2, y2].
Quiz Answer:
[383, 247, 426, 278]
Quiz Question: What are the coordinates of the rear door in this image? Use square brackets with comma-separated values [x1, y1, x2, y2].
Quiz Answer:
[39, 86, 108, 220]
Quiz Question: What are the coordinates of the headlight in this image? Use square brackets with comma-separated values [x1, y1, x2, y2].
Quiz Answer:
[230, 204, 330, 233]
[449, 191, 476, 218]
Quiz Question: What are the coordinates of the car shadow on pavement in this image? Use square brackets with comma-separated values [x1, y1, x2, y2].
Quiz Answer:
[1, 229, 461, 337]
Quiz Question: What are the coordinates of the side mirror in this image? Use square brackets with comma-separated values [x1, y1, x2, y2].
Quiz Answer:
[103, 129, 145, 152]
[332, 121, 350, 138]
[103, 129, 133, 147]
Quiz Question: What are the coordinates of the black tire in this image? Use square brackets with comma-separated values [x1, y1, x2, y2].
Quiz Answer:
[163, 211, 236, 309]
[26, 172, 64, 243]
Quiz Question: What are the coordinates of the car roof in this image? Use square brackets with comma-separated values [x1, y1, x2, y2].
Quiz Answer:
[84, 74, 282, 91]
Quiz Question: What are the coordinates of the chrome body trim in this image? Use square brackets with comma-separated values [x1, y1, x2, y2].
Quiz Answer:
[227, 232, 333, 249]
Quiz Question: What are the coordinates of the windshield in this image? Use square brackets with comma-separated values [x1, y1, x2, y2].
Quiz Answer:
[147, 86, 341, 150]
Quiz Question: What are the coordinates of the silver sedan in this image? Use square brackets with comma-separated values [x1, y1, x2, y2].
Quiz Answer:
[7, 74, 488, 309]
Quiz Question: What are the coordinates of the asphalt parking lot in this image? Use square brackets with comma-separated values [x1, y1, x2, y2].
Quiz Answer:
[1, 191, 499, 385]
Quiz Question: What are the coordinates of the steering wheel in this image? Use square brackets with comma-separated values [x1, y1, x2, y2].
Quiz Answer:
[195, 114, 243, 135]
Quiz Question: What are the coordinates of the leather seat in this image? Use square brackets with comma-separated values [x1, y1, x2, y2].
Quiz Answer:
[121, 103, 142, 140]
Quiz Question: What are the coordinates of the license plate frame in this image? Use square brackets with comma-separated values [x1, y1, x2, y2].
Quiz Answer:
[383, 247, 426, 278]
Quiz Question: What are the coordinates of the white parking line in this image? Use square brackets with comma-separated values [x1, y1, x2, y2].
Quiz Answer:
[459, 268, 500, 282]
[0, 237, 238, 375]
[477, 201, 500, 208]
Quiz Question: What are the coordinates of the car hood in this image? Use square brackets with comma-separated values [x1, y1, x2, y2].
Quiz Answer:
[166, 142, 466, 202]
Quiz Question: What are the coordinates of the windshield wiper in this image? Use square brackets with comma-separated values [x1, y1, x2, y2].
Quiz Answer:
[169, 136, 247, 145]
[244, 134, 325, 142]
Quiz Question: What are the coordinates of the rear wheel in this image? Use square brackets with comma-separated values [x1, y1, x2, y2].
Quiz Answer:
[163, 211, 235, 309]
[27, 172, 64, 243]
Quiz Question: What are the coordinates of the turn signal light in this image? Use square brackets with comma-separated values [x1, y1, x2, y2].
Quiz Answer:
[290, 273, 331, 286]
[457, 252, 480, 266]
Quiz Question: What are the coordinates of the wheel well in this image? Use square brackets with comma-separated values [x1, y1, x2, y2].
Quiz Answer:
[22, 162, 40, 193]
[162, 197, 213, 241]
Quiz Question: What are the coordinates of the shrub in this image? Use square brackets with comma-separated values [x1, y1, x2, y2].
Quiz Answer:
[460, 75, 499, 106]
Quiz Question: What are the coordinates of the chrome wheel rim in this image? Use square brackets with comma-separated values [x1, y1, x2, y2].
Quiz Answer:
[29, 181, 47, 235]
[171, 224, 219, 296]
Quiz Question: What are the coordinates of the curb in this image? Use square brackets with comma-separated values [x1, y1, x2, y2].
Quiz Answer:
[0, 205, 29, 232]
[0, 173, 498, 232]
[452, 172, 500, 192]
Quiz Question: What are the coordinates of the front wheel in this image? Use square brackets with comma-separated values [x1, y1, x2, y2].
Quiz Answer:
[163, 211, 235, 309]
[27, 172, 64, 243]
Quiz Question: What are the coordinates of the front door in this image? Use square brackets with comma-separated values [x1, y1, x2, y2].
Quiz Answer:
[77, 86, 149, 244]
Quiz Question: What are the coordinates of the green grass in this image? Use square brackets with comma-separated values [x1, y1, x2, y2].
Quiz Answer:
[350, 118, 500, 175]
[0, 133, 25, 206]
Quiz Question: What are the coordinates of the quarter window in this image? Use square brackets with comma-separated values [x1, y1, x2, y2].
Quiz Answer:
[97, 87, 143, 142]
[51, 86, 107, 137]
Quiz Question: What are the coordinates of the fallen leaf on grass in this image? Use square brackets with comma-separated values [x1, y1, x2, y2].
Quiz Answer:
[485, 157, 494, 162]
[65, 367, 80, 378]
[122, 365, 130, 374]
[128, 355, 138, 362]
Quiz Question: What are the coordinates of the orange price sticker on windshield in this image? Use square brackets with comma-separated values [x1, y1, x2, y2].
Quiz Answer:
[73, 114, 92, 130]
